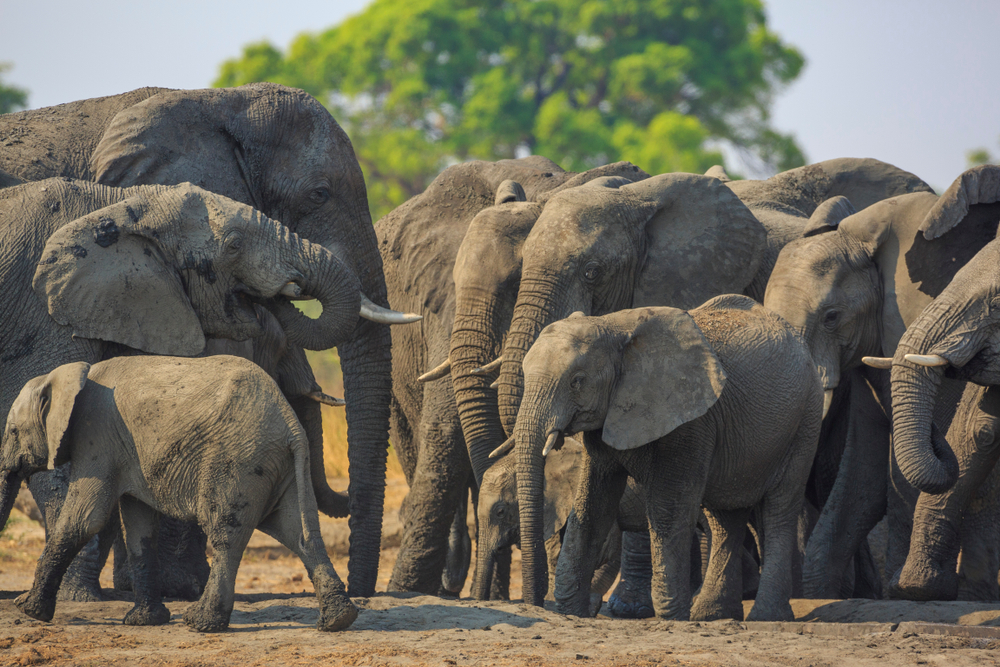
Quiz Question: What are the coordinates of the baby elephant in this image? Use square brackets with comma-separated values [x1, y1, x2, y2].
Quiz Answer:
[2, 355, 357, 632]
[513, 295, 822, 622]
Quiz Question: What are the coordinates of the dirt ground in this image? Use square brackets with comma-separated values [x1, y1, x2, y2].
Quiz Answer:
[3, 478, 1000, 666]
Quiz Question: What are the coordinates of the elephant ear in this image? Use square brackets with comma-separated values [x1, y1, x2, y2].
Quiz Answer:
[920, 165, 1000, 240]
[622, 173, 767, 309]
[704, 165, 731, 182]
[539, 161, 650, 203]
[802, 195, 857, 238]
[33, 194, 205, 356]
[40, 362, 91, 469]
[603, 307, 726, 450]
[495, 180, 527, 205]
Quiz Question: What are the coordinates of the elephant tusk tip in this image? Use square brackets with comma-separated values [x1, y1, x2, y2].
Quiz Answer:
[489, 436, 515, 460]
[359, 295, 423, 325]
[542, 431, 561, 457]
[470, 357, 504, 376]
[418, 357, 452, 383]
[822, 390, 833, 420]
[307, 390, 346, 407]
[861, 356, 893, 369]
[490, 378, 501, 390]
[904, 353, 949, 367]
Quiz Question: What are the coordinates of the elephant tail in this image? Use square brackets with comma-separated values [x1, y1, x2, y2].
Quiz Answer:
[290, 432, 322, 547]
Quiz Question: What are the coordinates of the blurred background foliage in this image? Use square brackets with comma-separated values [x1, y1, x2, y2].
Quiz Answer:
[222, 0, 808, 478]
[0, 63, 29, 114]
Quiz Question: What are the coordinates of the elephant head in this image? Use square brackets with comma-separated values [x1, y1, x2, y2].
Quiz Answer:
[0, 362, 91, 531]
[31, 183, 396, 356]
[514, 308, 726, 605]
[495, 173, 763, 439]
[764, 165, 1000, 406]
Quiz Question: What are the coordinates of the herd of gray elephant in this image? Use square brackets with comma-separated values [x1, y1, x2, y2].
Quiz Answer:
[0, 82, 998, 634]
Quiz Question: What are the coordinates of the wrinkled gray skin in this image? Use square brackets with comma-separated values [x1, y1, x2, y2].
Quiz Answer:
[0, 84, 390, 598]
[515, 297, 822, 621]
[377, 156, 647, 594]
[765, 164, 1000, 599]
[0, 179, 368, 599]
[3, 356, 357, 632]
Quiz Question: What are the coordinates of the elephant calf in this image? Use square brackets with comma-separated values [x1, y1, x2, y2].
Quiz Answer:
[1, 355, 357, 633]
[513, 295, 823, 622]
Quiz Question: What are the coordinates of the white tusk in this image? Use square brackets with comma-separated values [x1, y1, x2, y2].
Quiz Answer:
[489, 436, 515, 460]
[490, 377, 501, 390]
[822, 390, 833, 420]
[418, 357, 452, 383]
[542, 431, 561, 457]
[904, 353, 949, 367]
[471, 357, 504, 376]
[307, 390, 345, 407]
[862, 356, 893, 369]
[359, 295, 422, 324]
[280, 281, 303, 298]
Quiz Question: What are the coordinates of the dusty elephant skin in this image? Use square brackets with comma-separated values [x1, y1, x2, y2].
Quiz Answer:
[0, 83, 392, 599]
[376, 156, 648, 596]
[1, 356, 357, 632]
[0, 178, 383, 600]
[765, 164, 1000, 601]
[514, 296, 823, 621]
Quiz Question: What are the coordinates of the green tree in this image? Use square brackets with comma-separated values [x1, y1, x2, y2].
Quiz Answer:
[968, 139, 999, 168]
[216, 0, 805, 219]
[0, 63, 28, 114]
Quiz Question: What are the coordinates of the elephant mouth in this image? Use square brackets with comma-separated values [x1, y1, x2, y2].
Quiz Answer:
[225, 285, 266, 332]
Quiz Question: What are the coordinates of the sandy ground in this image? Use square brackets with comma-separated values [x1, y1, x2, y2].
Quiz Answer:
[3, 478, 1000, 666]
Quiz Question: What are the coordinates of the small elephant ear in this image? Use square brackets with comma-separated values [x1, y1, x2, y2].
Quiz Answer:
[538, 161, 650, 203]
[704, 165, 731, 182]
[495, 180, 527, 205]
[920, 165, 1000, 240]
[41, 362, 91, 469]
[802, 195, 857, 238]
[603, 308, 726, 450]
[33, 195, 205, 356]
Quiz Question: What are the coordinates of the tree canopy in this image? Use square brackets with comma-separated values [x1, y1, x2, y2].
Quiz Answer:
[0, 63, 28, 115]
[216, 0, 805, 219]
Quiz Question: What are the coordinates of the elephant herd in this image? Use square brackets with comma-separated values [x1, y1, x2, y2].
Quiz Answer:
[1, 83, 1000, 631]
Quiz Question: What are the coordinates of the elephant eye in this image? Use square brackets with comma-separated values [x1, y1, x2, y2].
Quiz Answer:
[224, 231, 243, 252]
[583, 262, 602, 283]
[309, 187, 330, 205]
[822, 309, 840, 330]
[571, 373, 586, 390]
[495, 505, 505, 517]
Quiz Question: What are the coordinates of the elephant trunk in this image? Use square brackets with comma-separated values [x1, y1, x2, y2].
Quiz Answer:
[890, 361, 960, 494]
[451, 291, 512, 484]
[0, 472, 20, 535]
[515, 378, 561, 607]
[472, 531, 498, 601]
[270, 234, 363, 351]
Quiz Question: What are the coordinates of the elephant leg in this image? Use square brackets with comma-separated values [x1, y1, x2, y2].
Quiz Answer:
[388, 385, 471, 594]
[27, 465, 104, 602]
[16, 475, 115, 622]
[554, 451, 626, 617]
[440, 487, 472, 596]
[606, 530, 654, 618]
[119, 496, 170, 626]
[691, 507, 751, 621]
[885, 450, 919, 589]
[258, 488, 357, 632]
[589, 526, 622, 616]
[741, 539, 760, 600]
[182, 515, 255, 632]
[851, 537, 884, 599]
[957, 459, 1000, 601]
[803, 377, 889, 599]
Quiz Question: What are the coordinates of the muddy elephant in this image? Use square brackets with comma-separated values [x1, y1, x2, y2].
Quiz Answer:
[0, 179, 406, 598]
[764, 164, 1000, 598]
[377, 156, 649, 594]
[3, 356, 357, 633]
[513, 297, 823, 620]
[0, 83, 392, 597]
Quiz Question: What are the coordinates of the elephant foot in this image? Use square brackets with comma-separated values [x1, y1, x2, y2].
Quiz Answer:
[317, 592, 359, 632]
[745, 599, 794, 622]
[589, 593, 604, 617]
[183, 602, 230, 633]
[888, 561, 958, 601]
[124, 602, 171, 626]
[606, 579, 654, 619]
[15, 590, 56, 622]
[56, 581, 103, 602]
[691, 595, 744, 622]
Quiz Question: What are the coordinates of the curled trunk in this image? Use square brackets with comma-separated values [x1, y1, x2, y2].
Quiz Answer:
[891, 363, 960, 494]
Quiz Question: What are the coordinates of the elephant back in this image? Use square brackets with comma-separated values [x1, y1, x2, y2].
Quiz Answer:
[0, 88, 168, 183]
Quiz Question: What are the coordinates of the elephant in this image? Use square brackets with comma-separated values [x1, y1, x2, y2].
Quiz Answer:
[3, 355, 358, 632]
[764, 164, 1000, 598]
[376, 155, 648, 594]
[0, 178, 408, 598]
[513, 296, 822, 621]
[0, 168, 22, 189]
[0, 83, 393, 597]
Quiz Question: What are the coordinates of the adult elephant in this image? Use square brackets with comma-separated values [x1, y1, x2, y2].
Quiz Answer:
[377, 156, 648, 594]
[0, 179, 398, 575]
[764, 164, 1000, 599]
[0, 83, 392, 597]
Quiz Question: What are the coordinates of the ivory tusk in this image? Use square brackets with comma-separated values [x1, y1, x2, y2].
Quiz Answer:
[307, 390, 346, 407]
[862, 356, 893, 369]
[822, 390, 833, 420]
[490, 377, 501, 390]
[471, 357, 504, 376]
[489, 436, 515, 460]
[418, 357, 452, 383]
[542, 431, 562, 457]
[904, 353, 949, 367]
[359, 295, 422, 324]
[280, 281, 303, 298]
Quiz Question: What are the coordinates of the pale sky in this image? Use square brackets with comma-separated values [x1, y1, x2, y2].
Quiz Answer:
[1, 0, 997, 190]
